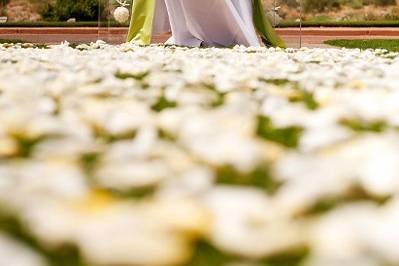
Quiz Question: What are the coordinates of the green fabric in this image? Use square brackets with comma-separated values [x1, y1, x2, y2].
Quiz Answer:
[126, 0, 156, 44]
[127, 0, 286, 48]
[252, 0, 286, 48]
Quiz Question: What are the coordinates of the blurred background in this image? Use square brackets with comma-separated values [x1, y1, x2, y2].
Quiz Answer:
[0, 0, 398, 25]
[270, 0, 399, 25]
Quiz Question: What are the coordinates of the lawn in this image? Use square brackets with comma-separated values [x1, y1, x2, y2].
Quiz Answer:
[0, 38, 49, 48]
[279, 20, 399, 28]
[0, 38, 27, 43]
[325, 39, 399, 51]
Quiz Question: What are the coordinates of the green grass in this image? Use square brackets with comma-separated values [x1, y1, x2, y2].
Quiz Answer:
[0, 38, 49, 48]
[278, 20, 399, 28]
[256, 116, 304, 148]
[0, 38, 25, 43]
[325, 39, 399, 52]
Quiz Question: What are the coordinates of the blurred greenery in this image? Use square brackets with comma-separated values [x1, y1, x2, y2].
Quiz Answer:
[216, 165, 281, 194]
[340, 118, 389, 132]
[304, 0, 397, 12]
[280, 20, 399, 27]
[301, 185, 391, 216]
[0, 0, 9, 16]
[0, 38, 49, 48]
[41, 0, 105, 21]
[325, 39, 399, 51]
[0, 211, 87, 266]
[256, 116, 304, 148]
[0, 0, 399, 25]
[186, 241, 310, 266]
[0, 21, 125, 27]
[0, 38, 25, 43]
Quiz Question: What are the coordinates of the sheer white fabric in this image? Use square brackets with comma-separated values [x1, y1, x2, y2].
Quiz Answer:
[153, 0, 170, 34]
[153, 0, 261, 47]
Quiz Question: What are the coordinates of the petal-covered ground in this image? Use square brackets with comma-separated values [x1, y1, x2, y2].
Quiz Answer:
[1, 41, 399, 266]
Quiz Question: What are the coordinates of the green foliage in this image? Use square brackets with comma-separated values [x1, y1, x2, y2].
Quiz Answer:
[0, 0, 9, 7]
[0, 21, 113, 27]
[115, 71, 150, 81]
[279, 20, 399, 27]
[300, 185, 391, 216]
[363, 0, 396, 5]
[385, 7, 399, 20]
[304, 0, 397, 12]
[340, 118, 389, 132]
[288, 91, 319, 110]
[325, 39, 399, 52]
[151, 96, 178, 112]
[256, 116, 303, 148]
[186, 241, 309, 266]
[41, 0, 105, 22]
[0, 211, 87, 266]
[0, 0, 9, 16]
[338, 0, 365, 9]
[304, 0, 341, 12]
[216, 165, 281, 194]
[0, 38, 26, 44]
[185, 242, 229, 266]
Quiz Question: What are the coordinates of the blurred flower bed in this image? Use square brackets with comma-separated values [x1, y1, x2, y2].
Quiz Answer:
[1, 42, 399, 266]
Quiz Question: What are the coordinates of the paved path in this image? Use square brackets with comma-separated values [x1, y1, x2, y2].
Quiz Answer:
[1, 27, 399, 48]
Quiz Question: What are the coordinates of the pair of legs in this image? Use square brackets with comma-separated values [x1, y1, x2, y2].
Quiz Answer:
[127, 0, 284, 48]
[163, 0, 262, 47]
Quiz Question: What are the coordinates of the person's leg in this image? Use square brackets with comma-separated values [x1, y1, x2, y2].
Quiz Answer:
[163, 0, 202, 47]
[231, 0, 257, 34]
[229, 0, 262, 46]
[126, 0, 156, 44]
[153, 0, 171, 34]
[179, 0, 261, 47]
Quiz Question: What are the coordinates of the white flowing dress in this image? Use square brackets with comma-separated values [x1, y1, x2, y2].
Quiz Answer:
[153, 0, 262, 47]
[152, 0, 171, 34]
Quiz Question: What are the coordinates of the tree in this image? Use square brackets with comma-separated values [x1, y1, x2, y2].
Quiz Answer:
[0, 0, 9, 16]
[41, 0, 105, 21]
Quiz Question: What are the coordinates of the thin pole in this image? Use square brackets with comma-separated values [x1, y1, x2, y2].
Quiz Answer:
[108, 0, 111, 42]
[274, 0, 277, 27]
[299, 0, 303, 48]
[98, 0, 101, 40]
